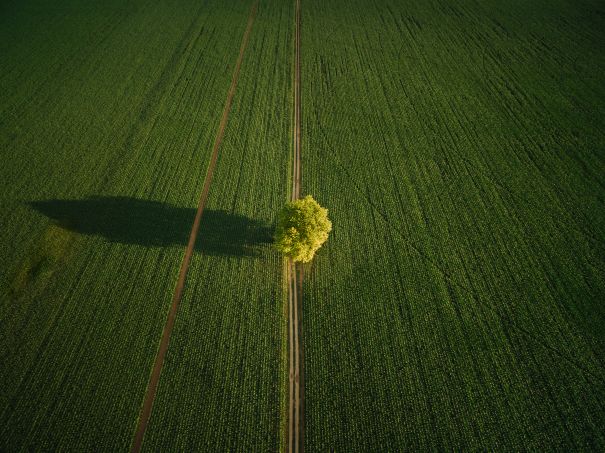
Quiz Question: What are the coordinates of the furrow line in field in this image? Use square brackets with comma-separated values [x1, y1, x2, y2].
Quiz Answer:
[130, 3, 259, 451]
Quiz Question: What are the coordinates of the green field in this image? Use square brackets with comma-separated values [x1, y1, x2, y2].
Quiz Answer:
[142, 0, 292, 449]
[301, 0, 605, 449]
[0, 0, 254, 449]
[1, 0, 604, 450]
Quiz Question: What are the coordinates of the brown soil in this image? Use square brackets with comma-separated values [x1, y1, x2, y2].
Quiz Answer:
[130, 3, 259, 451]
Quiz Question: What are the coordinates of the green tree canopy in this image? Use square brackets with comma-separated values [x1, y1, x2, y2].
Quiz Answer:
[274, 195, 332, 263]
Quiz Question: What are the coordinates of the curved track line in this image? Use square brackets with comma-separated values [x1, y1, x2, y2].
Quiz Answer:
[130, 3, 258, 451]
[288, 0, 303, 451]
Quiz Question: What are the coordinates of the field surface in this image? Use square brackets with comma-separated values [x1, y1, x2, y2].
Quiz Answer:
[0, 0, 604, 451]
[0, 0, 267, 450]
[301, 0, 605, 450]
[142, 0, 292, 450]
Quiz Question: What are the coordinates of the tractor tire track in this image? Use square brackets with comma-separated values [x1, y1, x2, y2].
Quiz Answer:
[130, 2, 258, 451]
[288, 0, 303, 451]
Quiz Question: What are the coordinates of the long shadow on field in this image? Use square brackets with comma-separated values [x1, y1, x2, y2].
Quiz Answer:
[29, 196, 272, 257]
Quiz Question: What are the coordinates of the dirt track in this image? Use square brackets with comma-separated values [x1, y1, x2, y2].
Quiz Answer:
[288, 0, 303, 451]
[130, 3, 258, 451]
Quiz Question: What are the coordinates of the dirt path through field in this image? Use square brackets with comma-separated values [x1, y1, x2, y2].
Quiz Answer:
[130, 3, 258, 451]
[288, 0, 303, 451]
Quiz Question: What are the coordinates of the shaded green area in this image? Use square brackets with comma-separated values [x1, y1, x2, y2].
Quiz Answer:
[0, 0, 251, 449]
[30, 197, 271, 257]
[301, 0, 605, 449]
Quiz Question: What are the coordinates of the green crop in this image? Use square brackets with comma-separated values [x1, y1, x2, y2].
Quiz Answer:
[301, 0, 605, 450]
[0, 0, 252, 450]
[142, 0, 293, 450]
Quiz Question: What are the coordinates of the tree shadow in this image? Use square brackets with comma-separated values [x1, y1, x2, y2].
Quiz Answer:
[28, 196, 273, 257]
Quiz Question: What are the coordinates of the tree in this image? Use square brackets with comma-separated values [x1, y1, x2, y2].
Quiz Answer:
[274, 195, 332, 263]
